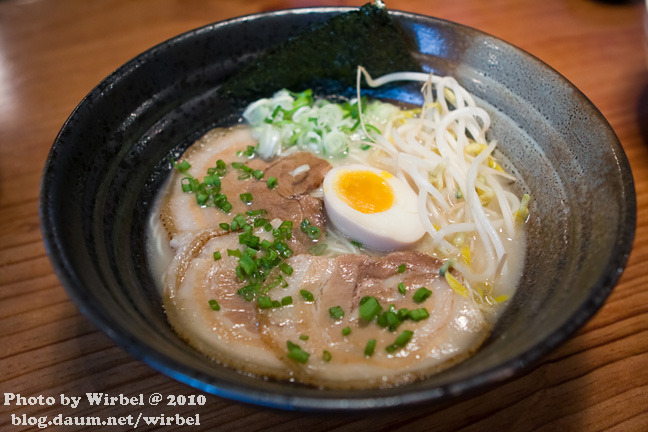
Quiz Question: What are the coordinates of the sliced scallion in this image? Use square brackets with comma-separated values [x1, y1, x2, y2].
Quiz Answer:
[413, 287, 432, 303]
[329, 306, 344, 320]
[364, 339, 376, 357]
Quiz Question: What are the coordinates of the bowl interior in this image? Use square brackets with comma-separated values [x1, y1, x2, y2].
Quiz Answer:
[41, 8, 635, 410]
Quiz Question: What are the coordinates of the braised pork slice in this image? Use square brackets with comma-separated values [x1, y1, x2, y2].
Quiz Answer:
[160, 126, 331, 241]
[258, 252, 490, 388]
[164, 228, 291, 379]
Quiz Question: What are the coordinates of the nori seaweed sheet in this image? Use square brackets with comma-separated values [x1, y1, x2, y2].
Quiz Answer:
[219, 2, 420, 100]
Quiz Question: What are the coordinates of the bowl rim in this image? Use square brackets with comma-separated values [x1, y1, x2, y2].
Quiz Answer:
[40, 6, 637, 411]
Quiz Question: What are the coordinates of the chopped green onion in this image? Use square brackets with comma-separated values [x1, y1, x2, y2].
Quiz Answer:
[359, 296, 382, 322]
[240, 192, 253, 204]
[246, 209, 268, 217]
[342, 326, 351, 336]
[242, 145, 255, 157]
[227, 249, 242, 258]
[219, 222, 230, 231]
[213, 251, 221, 261]
[384, 309, 402, 331]
[252, 169, 264, 180]
[329, 306, 344, 320]
[407, 308, 429, 321]
[176, 160, 191, 172]
[254, 217, 269, 228]
[231, 214, 247, 230]
[257, 296, 274, 309]
[267, 176, 278, 189]
[196, 193, 208, 206]
[398, 282, 406, 295]
[397, 264, 406, 273]
[386, 330, 414, 353]
[300, 218, 321, 240]
[299, 334, 309, 341]
[239, 232, 260, 249]
[208, 299, 220, 311]
[364, 339, 376, 357]
[238, 253, 257, 275]
[286, 341, 310, 364]
[322, 350, 332, 362]
[413, 287, 432, 303]
[351, 240, 363, 248]
[300, 289, 314, 302]
[279, 262, 294, 275]
[281, 296, 293, 306]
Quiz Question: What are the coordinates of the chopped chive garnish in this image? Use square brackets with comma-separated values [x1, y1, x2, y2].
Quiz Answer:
[238, 253, 257, 275]
[300, 289, 314, 302]
[322, 350, 332, 362]
[342, 326, 351, 336]
[300, 218, 321, 240]
[208, 299, 220, 311]
[176, 160, 191, 171]
[358, 296, 382, 322]
[252, 169, 264, 180]
[286, 341, 310, 364]
[253, 218, 268, 228]
[364, 339, 376, 357]
[257, 296, 274, 309]
[384, 310, 402, 331]
[413, 287, 432, 303]
[407, 308, 430, 321]
[299, 334, 309, 341]
[279, 262, 294, 275]
[242, 145, 255, 157]
[267, 176, 278, 189]
[227, 249, 242, 258]
[240, 192, 253, 203]
[213, 251, 221, 261]
[329, 306, 344, 320]
[281, 296, 293, 306]
[196, 193, 208, 205]
[246, 209, 267, 217]
[397, 264, 406, 273]
[398, 282, 406, 295]
[386, 330, 414, 353]
[219, 222, 230, 231]
[351, 240, 363, 248]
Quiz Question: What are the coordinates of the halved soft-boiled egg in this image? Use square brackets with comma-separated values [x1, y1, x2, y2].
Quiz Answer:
[322, 164, 425, 250]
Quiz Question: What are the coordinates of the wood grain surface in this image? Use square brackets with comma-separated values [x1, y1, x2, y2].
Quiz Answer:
[1, 0, 647, 430]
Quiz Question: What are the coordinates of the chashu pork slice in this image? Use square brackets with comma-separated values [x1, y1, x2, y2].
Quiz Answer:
[258, 251, 491, 389]
[160, 126, 331, 241]
[163, 228, 290, 379]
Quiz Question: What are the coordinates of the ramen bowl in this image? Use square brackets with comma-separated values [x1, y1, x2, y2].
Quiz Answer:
[40, 7, 635, 410]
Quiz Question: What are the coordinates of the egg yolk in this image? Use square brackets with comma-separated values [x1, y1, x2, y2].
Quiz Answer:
[335, 170, 394, 214]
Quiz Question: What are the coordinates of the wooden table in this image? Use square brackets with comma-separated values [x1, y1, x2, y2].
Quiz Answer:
[1, 0, 646, 430]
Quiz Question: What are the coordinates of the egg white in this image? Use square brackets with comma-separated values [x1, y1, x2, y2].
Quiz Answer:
[322, 164, 426, 251]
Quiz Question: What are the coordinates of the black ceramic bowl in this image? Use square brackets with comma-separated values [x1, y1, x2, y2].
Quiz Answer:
[40, 7, 636, 410]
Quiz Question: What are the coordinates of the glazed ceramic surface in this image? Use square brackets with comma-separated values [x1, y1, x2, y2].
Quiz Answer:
[40, 8, 635, 410]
